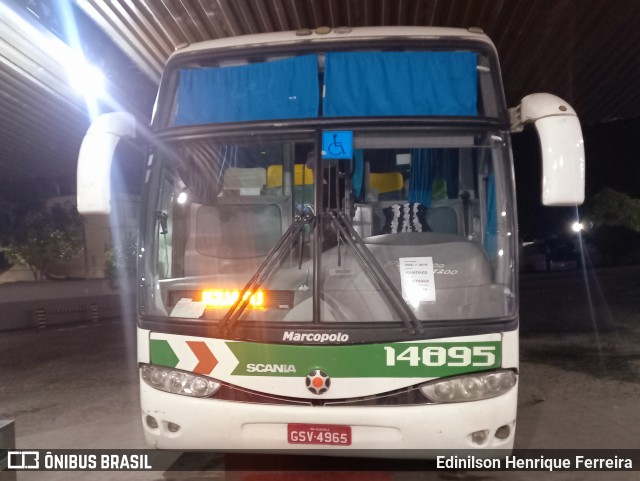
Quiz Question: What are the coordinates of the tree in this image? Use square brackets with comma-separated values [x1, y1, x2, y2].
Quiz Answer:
[103, 233, 137, 280]
[590, 187, 640, 231]
[588, 188, 640, 265]
[0, 199, 84, 280]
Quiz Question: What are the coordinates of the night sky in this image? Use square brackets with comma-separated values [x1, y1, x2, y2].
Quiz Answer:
[512, 115, 640, 240]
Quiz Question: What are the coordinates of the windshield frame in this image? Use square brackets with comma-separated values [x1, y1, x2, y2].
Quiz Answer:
[139, 35, 514, 343]
[138, 123, 519, 343]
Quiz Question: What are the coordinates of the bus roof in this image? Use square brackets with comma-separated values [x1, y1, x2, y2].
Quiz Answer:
[169, 26, 495, 61]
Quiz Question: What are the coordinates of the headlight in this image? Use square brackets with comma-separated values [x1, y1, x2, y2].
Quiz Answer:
[420, 370, 517, 403]
[140, 364, 221, 397]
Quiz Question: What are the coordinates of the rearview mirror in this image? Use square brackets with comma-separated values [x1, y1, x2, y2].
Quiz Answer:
[77, 112, 137, 215]
[510, 93, 585, 206]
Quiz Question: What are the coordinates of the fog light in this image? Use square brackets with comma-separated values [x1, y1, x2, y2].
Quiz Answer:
[461, 378, 483, 399]
[495, 424, 511, 440]
[483, 374, 501, 392]
[140, 365, 152, 382]
[501, 372, 517, 389]
[165, 371, 187, 393]
[434, 381, 455, 401]
[167, 422, 181, 433]
[190, 377, 214, 396]
[146, 415, 158, 429]
[150, 368, 166, 387]
[470, 430, 489, 445]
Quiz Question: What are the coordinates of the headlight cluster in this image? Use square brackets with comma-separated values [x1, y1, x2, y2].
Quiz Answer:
[420, 370, 517, 403]
[140, 364, 221, 397]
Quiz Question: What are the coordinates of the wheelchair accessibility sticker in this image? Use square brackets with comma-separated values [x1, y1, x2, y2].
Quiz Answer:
[322, 131, 353, 160]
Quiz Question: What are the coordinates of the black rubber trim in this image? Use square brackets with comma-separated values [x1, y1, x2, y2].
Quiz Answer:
[138, 316, 518, 344]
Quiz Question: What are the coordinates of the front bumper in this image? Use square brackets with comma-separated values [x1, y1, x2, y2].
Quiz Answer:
[141, 382, 517, 455]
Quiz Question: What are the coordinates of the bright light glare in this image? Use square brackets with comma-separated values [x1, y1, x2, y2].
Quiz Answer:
[572, 222, 584, 233]
[67, 56, 106, 99]
[0, 1, 110, 115]
[177, 192, 188, 204]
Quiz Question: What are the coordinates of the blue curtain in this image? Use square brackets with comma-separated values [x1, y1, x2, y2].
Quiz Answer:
[408, 149, 460, 207]
[444, 150, 460, 199]
[353, 149, 364, 201]
[174, 51, 477, 124]
[324, 51, 478, 117]
[484, 174, 498, 259]
[430, 149, 460, 199]
[174, 55, 319, 125]
[408, 149, 433, 207]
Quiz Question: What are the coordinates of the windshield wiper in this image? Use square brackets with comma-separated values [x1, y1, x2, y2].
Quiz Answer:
[219, 212, 315, 336]
[219, 209, 423, 336]
[327, 211, 424, 335]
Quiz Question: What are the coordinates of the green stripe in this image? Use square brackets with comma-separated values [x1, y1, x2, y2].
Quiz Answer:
[227, 341, 501, 378]
[150, 339, 179, 368]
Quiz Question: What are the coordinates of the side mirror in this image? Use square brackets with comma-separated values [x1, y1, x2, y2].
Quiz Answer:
[77, 112, 137, 215]
[510, 93, 585, 206]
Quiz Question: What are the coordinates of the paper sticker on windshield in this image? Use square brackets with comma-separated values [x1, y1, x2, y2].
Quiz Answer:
[170, 298, 206, 318]
[399, 257, 436, 305]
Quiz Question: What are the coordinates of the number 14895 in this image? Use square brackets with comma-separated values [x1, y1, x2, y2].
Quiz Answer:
[384, 345, 497, 367]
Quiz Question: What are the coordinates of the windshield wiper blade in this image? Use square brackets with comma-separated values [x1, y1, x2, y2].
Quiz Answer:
[327, 211, 424, 335]
[219, 212, 314, 336]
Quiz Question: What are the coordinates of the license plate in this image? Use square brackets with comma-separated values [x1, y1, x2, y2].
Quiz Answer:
[287, 423, 352, 446]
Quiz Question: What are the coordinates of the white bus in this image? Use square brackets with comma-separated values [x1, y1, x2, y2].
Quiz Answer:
[78, 27, 584, 454]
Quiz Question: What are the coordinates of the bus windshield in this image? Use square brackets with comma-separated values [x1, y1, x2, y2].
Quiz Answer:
[143, 128, 516, 327]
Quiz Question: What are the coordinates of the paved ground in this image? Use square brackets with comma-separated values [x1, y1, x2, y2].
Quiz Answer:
[1, 265, 639, 480]
[517, 265, 640, 450]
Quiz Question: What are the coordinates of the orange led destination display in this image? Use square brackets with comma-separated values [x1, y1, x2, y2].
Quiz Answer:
[201, 289, 265, 308]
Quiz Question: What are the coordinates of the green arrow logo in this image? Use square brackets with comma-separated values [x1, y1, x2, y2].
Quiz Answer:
[150, 339, 179, 368]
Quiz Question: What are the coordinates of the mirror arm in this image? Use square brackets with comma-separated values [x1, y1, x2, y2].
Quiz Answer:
[509, 93, 577, 132]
